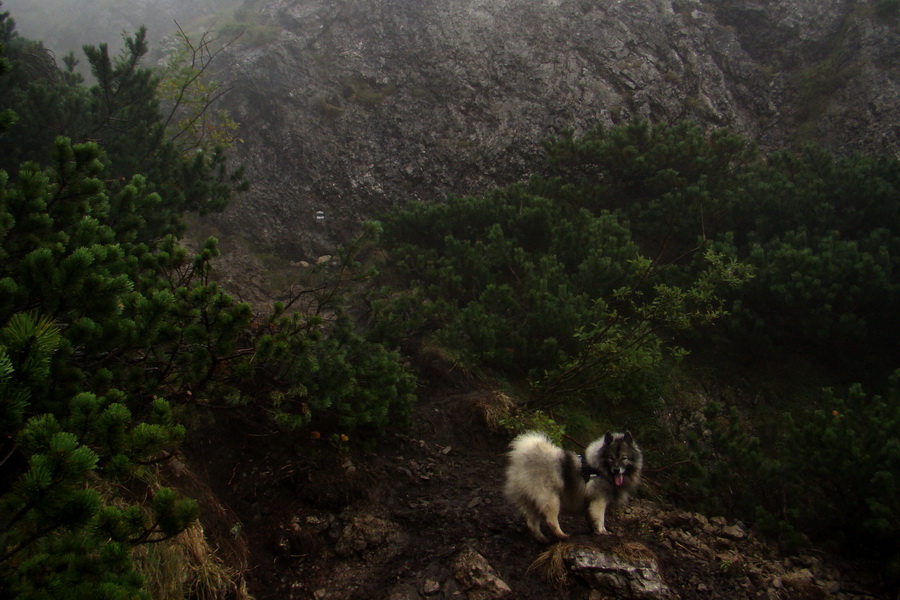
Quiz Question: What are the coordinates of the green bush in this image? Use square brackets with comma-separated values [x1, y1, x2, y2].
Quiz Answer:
[542, 122, 900, 372]
[241, 310, 417, 443]
[683, 376, 900, 571]
[374, 125, 753, 407]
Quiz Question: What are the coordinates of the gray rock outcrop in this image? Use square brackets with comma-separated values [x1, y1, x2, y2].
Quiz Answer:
[205, 0, 898, 263]
[566, 541, 672, 599]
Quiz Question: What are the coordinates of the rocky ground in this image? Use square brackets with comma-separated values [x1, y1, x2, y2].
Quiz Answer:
[177, 352, 890, 600]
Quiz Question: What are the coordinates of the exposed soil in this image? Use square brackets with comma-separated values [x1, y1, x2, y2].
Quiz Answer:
[178, 354, 890, 600]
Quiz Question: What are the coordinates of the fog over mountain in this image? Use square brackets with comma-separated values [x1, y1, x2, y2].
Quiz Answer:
[3, 0, 241, 57]
[4, 0, 899, 269]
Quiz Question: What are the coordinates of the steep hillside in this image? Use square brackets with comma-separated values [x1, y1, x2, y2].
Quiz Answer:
[181, 355, 888, 600]
[205, 0, 899, 268]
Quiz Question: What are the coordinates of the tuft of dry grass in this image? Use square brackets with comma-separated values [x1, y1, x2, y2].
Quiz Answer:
[133, 521, 251, 600]
[471, 390, 517, 432]
[610, 539, 656, 563]
[526, 542, 596, 586]
[108, 457, 252, 600]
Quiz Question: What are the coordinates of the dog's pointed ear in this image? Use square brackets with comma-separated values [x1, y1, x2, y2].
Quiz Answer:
[623, 431, 634, 444]
[603, 431, 614, 445]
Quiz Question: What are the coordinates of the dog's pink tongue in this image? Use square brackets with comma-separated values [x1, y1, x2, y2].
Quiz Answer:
[615, 473, 624, 487]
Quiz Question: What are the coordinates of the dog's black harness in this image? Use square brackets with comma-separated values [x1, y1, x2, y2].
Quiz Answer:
[578, 454, 601, 482]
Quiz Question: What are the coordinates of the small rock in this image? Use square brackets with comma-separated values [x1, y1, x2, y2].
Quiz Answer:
[335, 514, 402, 557]
[422, 578, 441, 595]
[779, 568, 828, 598]
[721, 524, 746, 540]
[387, 584, 420, 600]
[451, 547, 513, 600]
[782, 568, 814, 585]
[663, 511, 697, 530]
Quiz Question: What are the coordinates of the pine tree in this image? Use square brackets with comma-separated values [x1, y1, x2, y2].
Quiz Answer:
[0, 13, 246, 240]
[0, 19, 229, 595]
[0, 312, 199, 600]
[374, 165, 752, 405]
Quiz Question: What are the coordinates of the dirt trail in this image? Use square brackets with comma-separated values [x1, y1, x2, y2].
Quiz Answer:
[182, 363, 888, 600]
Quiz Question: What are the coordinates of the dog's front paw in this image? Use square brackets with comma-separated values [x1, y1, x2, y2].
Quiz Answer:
[595, 527, 610, 535]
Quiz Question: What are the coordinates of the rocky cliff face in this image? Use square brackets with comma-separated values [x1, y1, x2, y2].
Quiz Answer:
[706, 0, 899, 153]
[207, 0, 898, 263]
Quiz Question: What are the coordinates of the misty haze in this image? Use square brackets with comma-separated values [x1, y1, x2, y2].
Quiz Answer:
[0, 0, 898, 599]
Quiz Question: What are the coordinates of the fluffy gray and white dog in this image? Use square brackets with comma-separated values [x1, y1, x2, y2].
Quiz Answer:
[504, 430, 642, 542]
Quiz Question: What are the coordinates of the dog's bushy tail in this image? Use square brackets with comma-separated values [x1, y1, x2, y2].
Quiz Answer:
[508, 431, 557, 456]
